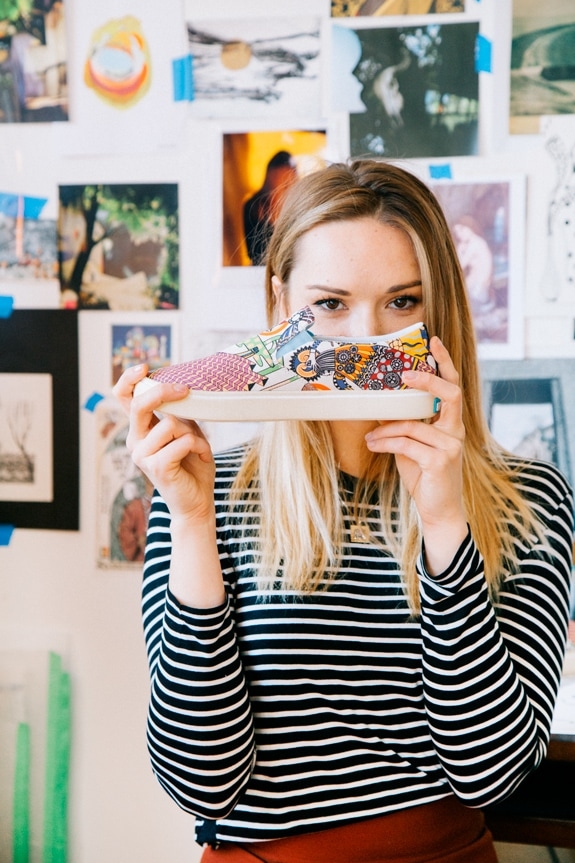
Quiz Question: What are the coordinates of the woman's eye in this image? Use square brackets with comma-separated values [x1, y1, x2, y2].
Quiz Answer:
[389, 295, 417, 310]
[316, 298, 343, 311]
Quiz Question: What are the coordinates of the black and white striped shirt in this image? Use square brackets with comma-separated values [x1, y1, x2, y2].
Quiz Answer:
[141, 446, 573, 846]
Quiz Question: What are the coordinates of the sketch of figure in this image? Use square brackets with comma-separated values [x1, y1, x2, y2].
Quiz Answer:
[541, 133, 575, 302]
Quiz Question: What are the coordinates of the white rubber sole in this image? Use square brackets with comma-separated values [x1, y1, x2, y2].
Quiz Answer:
[134, 377, 439, 422]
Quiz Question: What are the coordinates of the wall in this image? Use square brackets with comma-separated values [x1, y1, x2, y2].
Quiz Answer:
[1, 0, 574, 861]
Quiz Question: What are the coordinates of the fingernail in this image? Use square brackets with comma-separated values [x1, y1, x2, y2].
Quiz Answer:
[172, 383, 188, 393]
[402, 370, 417, 381]
[131, 363, 144, 373]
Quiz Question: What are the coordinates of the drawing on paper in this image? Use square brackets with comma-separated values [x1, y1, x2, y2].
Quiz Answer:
[185, 17, 321, 117]
[0, 373, 53, 502]
[540, 129, 575, 303]
[84, 16, 151, 108]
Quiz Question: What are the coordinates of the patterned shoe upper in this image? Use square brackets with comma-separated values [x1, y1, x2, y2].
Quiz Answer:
[149, 307, 436, 393]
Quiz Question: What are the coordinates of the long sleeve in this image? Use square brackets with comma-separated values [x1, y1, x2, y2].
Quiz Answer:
[418, 460, 573, 807]
[142, 494, 256, 819]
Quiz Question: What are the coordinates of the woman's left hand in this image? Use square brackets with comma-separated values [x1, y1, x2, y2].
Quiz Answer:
[365, 336, 468, 574]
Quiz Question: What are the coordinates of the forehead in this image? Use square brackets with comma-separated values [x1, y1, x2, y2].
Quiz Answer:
[290, 217, 419, 281]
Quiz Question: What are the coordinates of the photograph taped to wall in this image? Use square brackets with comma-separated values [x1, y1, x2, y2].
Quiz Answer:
[0, 309, 78, 530]
[341, 19, 480, 159]
[223, 129, 328, 267]
[331, 0, 465, 15]
[0, 0, 68, 123]
[95, 397, 152, 568]
[111, 323, 172, 385]
[480, 358, 575, 485]
[58, 183, 179, 311]
[431, 175, 526, 358]
[0, 193, 57, 281]
[510, 0, 575, 135]
[185, 14, 322, 119]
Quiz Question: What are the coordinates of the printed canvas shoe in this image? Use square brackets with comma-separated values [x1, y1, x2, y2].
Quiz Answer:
[134, 306, 439, 421]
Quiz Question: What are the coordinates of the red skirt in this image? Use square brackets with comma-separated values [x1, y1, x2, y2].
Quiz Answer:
[200, 795, 498, 863]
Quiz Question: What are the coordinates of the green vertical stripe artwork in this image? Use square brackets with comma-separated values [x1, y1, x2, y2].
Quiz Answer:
[42, 653, 71, 863]
[13, 722, 31, 863]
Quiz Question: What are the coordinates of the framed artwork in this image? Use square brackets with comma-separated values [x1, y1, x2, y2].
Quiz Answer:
[58, 183, 179, 311]
[111, 323, 172, 385]
[480, 358, 575, 485]
[0, 310, 79, 531]
[431, 175, 526, 358]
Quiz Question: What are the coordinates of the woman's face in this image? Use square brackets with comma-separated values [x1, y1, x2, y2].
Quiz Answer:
[273, 217, 424, 338]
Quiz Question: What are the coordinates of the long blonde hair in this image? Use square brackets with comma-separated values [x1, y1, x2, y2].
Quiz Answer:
[233, 160, 543, 612]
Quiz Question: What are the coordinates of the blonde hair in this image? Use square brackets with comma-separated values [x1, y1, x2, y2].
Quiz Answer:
[233, 160, 543, 612]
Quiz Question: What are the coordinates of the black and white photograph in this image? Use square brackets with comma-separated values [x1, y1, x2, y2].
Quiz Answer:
[185, 13, 322, 118]
[344, 21, 480, 158]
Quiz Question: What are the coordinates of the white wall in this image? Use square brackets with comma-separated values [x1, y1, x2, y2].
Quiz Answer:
[1, 1, 574, 861]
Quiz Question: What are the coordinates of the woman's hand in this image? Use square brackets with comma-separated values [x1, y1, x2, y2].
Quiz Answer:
[113, 364, 225, 608]
[365, 337, 468, 574]
[113, 364, 215, 524]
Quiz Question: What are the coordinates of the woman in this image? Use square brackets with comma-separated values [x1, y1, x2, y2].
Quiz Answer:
[115, 160, 573, 862]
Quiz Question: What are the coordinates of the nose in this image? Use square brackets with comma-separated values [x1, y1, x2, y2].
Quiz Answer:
[355, 306, 382, 337]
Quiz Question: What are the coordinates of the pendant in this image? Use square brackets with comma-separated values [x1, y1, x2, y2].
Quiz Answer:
[350, 523, 371, 543]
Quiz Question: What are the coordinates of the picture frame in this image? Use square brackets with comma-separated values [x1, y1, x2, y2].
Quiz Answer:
[0, 310, 79, 531]
[480, 357, 575, 485]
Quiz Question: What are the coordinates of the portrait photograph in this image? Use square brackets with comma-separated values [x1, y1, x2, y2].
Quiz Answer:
[345, 20, 480, 158]
[222, 129, 328, 267]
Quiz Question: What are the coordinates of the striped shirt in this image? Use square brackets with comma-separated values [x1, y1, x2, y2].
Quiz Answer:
[141, 446, 573, 847]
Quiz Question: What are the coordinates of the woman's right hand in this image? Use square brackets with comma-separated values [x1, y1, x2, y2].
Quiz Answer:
[113, 364, 216, 525]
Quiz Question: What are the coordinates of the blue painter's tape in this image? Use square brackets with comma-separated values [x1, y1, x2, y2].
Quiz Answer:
[475, 34, 492, 73]
[172, 55, 194, 102]
[84, 392, 105, 412]
[429, 164, 452, 180]
[0, 525, 15, 545]
[0, 295, 14, 317]
[0, 193, 47, 219]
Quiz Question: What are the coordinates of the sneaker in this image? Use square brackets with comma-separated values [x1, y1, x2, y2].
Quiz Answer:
[134, 306, 439, 422]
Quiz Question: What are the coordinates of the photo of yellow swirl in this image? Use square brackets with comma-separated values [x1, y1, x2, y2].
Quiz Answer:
[84, 16, 151, 108]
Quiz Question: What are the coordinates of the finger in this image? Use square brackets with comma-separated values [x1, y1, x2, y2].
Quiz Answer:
[112, 363, 149, 409]
[134, 414, 212, 462]
[429, 336, 459, 385]
[128, 380, 191, 442]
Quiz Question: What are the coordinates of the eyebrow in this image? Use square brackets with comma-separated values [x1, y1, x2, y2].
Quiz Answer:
[305, 280, 422, 295]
